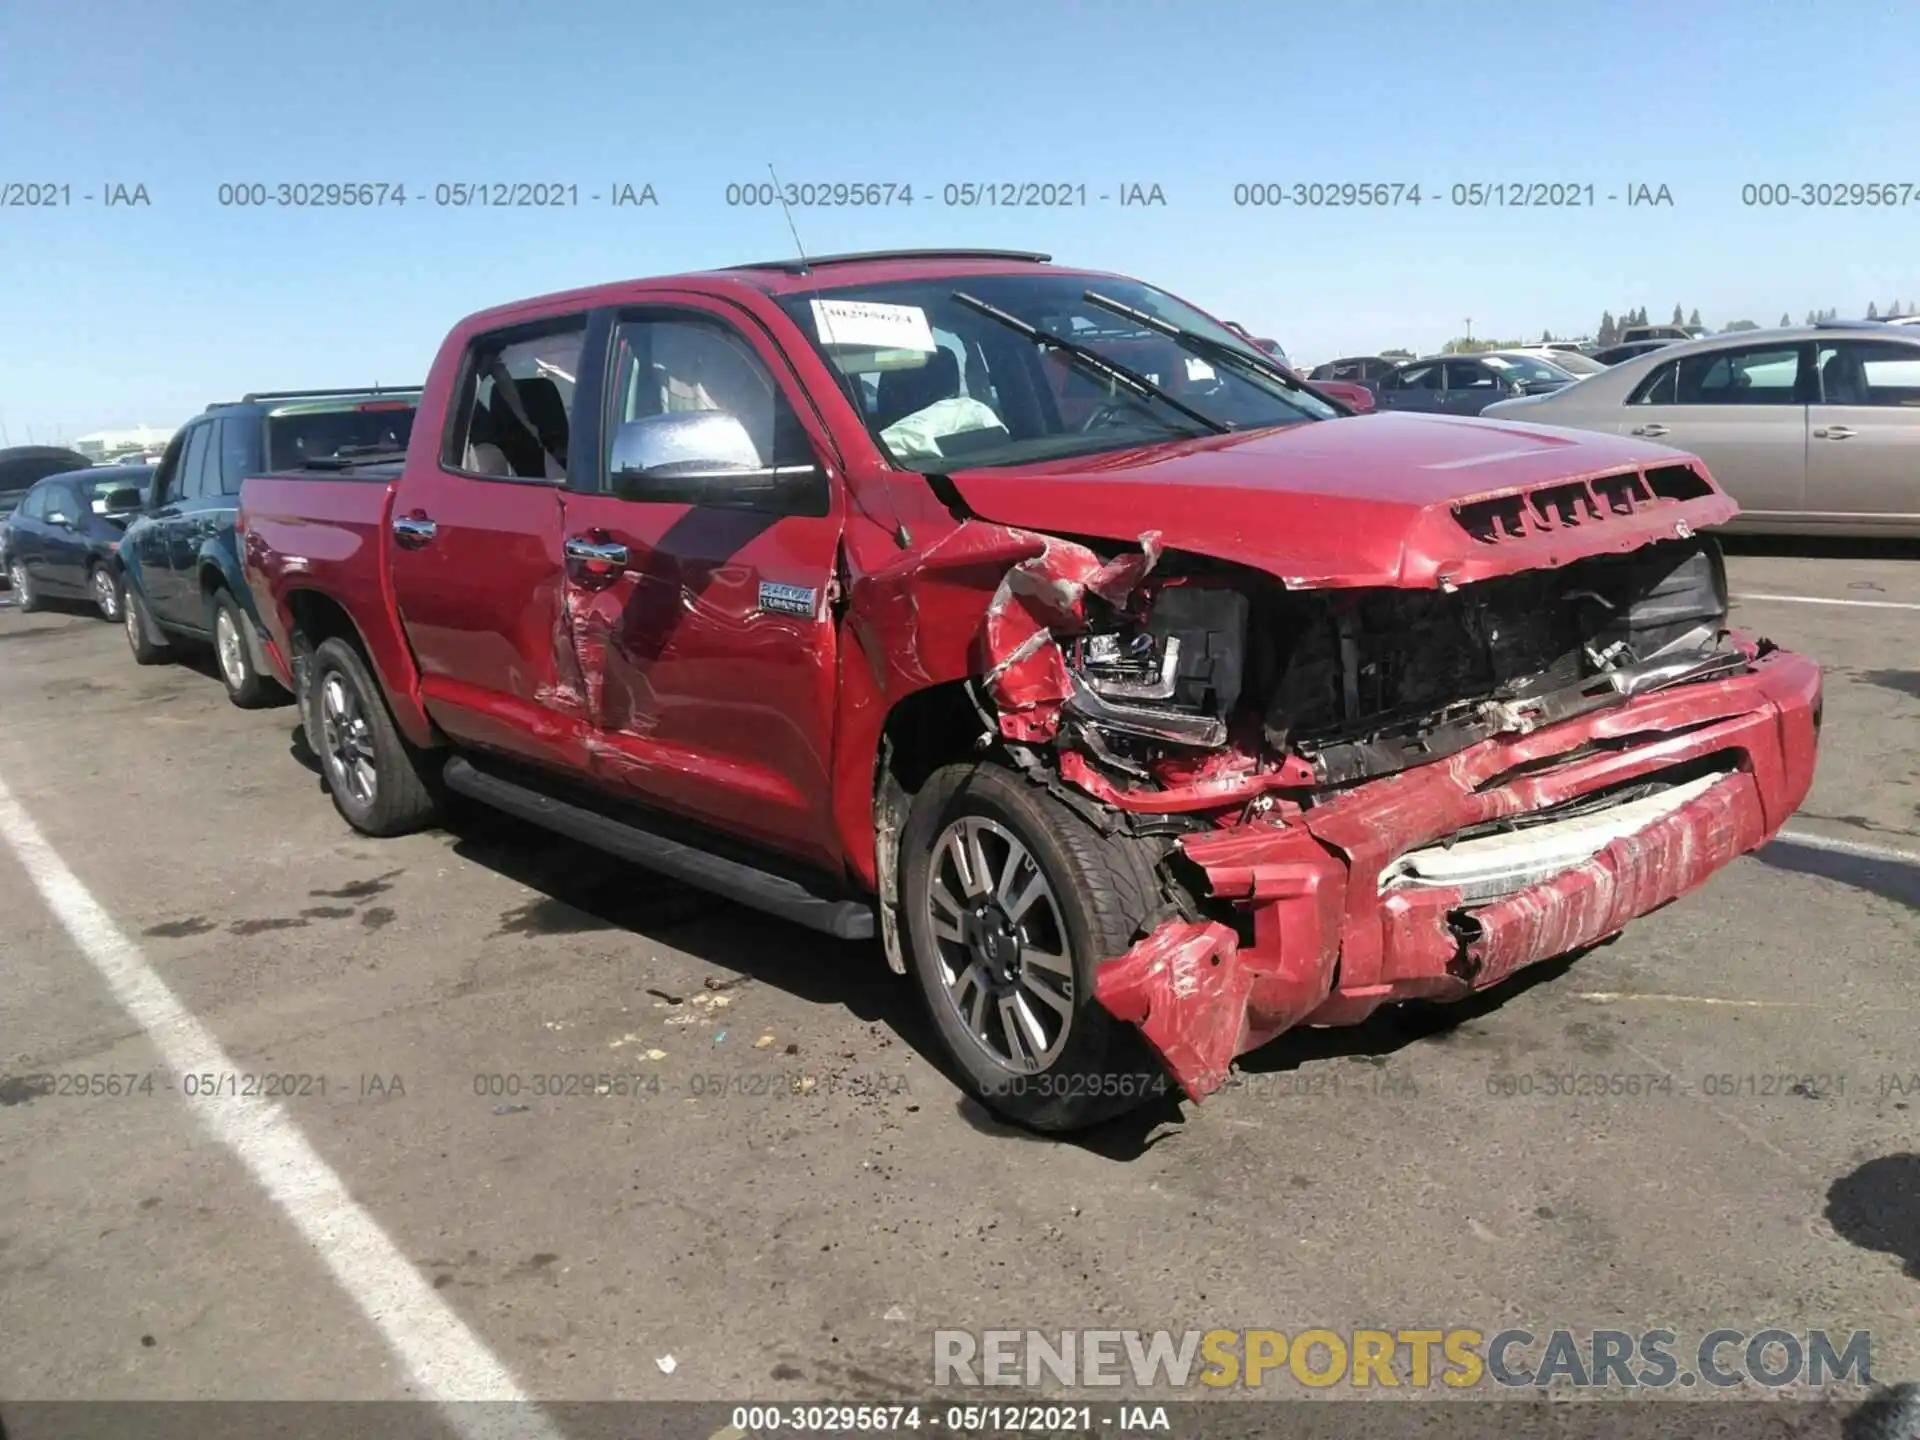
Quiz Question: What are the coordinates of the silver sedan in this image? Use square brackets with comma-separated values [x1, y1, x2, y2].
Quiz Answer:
[1482, 323, 1920, 536]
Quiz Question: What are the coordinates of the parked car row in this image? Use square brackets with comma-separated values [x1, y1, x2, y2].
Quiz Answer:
[3, 390, 424, 711]
[6, 249, 1824, 1135]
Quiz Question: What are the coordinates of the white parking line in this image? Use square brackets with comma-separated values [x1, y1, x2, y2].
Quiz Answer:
[0, 769, 565, 1439]
[1769, 826, 1920, 866]
[1731, 591, 1920, 611]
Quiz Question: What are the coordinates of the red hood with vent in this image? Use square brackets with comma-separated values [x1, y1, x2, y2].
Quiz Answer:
[945, 412, 1739, 589]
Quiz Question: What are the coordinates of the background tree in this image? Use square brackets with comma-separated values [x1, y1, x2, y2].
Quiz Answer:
[1780, 313, 1791, 327]
[1671, 303, 1685, 325]
[1541, 329, 1554, 343]
[1724, 319, 1759, 331]
[1867, 301, 1879, 319]
[1688, 308, 1703, 328]
[1635, 305, 1649, 325]
[1598, 311, 1617, 345]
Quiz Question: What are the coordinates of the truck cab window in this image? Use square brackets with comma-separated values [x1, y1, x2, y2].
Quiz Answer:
[603, 316, 814, 482]
[447, 322, 587, 481]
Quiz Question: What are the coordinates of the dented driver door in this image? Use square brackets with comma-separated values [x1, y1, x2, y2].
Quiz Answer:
[557, 298, 848, 869]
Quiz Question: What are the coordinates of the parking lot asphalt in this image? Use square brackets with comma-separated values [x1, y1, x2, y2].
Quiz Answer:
[1, 546, 1916, 1418]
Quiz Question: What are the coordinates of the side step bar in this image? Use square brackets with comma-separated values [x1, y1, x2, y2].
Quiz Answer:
[442, 757, 875, 941]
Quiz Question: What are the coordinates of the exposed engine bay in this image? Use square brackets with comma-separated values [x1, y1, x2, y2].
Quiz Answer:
[987, 529, 1746, 808]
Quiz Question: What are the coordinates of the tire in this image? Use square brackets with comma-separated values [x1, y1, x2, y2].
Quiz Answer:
[306, 635, 441, 837]
[9, 559, 40, 613]
[211, 589, 283, 709]
[900, 762, 1169, 1132]
[123, 580, 170, 664]
[90, 563, 121, 622]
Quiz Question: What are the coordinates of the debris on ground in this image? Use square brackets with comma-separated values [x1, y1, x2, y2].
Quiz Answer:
[655, 1354, 677, 1374]
[703, 975, 751, 992]
[712, 1030, 728, 1046]
[646, 988, 684, 1005]
[492, 1104, 530, 1116]
[754, 1034, 776, 1049]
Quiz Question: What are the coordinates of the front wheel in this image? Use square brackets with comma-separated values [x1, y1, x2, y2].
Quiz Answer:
[307, 636, 441, 837]
[900, 762, 1169, 1132]
[9, 559, 40, 613]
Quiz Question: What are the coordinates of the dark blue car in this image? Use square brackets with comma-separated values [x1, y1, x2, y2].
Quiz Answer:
[2, 464, 151, 619]
[117, 387, 419, 707]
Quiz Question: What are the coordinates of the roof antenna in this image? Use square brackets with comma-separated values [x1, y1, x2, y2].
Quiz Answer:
[767, 161, 912, 549]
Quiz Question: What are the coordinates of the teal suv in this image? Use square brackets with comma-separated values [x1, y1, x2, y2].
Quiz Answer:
[117, 388, 420, 706]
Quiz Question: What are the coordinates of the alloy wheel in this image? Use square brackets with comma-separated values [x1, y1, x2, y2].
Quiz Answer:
[8, 562, 28, 606]
[215, 608, 247, 690]
[319, 672, 378, 808]
[93, 569, 118, 619]
[924, 815, 1076, 1073]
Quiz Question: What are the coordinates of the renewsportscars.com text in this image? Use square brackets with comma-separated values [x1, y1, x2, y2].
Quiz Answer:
[932, 1327, 1873, 1390]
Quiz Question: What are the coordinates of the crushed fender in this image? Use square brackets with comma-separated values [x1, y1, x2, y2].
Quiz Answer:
[1094, 920, 1251, 1101]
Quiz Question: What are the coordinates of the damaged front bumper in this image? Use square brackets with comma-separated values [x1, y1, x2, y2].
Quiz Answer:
[1095, 644, 1822, 1102]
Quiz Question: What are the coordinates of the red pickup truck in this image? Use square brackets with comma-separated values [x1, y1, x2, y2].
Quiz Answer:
[239, 248, 1821, 1132]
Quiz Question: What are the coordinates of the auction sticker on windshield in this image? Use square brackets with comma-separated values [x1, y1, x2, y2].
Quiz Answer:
[811, 298, 937, 352]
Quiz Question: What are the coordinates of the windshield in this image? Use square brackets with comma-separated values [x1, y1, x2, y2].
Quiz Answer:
[775, 274, 1337, 473]
[267, 403, 418, 470]
[1483, 353, 1574, 384]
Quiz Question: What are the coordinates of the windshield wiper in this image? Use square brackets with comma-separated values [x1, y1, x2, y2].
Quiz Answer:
[1080, 290, 1343, 414]
[299, 446, 410, 471]
[950, 291, 1232, 436]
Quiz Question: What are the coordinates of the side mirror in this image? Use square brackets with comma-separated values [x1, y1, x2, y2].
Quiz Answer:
[608, 411, 824, 515]
[103, 486, 144, 514]
[1506, 380, 1528, 397]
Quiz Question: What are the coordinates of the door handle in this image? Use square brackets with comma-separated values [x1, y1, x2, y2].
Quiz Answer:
[392, 513, 437, 547]
[1631, 423, 1670, 437]
[1813, 425, 1856, 440]
[564, 536, 630, 568]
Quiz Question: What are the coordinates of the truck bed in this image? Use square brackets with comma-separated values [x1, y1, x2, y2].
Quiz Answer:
[237, 467, 406, 700]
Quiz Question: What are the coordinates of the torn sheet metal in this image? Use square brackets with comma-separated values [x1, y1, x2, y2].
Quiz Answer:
[1058, 748, 1314, 815]
[979, 529, 1162, 742]
[1094, 920, 1251, 1100]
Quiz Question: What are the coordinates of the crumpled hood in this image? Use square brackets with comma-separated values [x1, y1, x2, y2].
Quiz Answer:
[947, 412, 1738, 589]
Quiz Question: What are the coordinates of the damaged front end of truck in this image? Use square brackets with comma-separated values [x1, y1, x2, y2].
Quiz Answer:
[949, 460, 1822, 1102]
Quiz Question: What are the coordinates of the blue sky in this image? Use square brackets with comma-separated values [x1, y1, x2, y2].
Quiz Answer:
[2, 0, 1915, 439]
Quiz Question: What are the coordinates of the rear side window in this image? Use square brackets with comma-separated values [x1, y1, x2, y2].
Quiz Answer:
[1668, 346, 1804, 405]
[175, 423, 213, 500]
[218, 416, 262, 493]
[18, 485, 48, 520]
[1394, 364, 1441, 390]
[443, 321, 588, 481]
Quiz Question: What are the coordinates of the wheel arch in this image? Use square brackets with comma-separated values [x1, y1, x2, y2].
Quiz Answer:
[281, 586, 439, 749]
